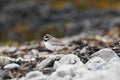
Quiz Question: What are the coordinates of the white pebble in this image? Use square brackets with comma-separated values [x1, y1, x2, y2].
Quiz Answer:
[85, 57, 107, 70]
[80, 47, 87, 54]
[4, 63, 19, 69]
[26, 71, 46, 80]
[54, 54, 83, 69]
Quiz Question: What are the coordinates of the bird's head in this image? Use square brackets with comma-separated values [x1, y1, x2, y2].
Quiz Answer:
[43, 34, 53, 41]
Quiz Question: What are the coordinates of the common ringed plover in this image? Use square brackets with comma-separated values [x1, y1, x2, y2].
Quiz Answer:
[43, 34, 67, 51]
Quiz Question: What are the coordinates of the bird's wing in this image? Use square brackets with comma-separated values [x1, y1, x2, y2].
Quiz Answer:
[49, 37, 65, 46]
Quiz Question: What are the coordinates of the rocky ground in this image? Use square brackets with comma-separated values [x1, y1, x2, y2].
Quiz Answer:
[0, 27, 120, 80]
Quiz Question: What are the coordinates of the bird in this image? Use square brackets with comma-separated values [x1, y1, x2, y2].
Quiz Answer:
[43, 34, 67, 51]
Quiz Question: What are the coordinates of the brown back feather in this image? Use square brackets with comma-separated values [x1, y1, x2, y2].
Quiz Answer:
[48, 37, 65, 46]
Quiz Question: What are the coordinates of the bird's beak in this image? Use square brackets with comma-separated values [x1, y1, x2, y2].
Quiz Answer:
[43, 36, 48, 41]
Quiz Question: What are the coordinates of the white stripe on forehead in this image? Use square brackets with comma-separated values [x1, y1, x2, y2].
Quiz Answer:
[43, 34, 53, 41]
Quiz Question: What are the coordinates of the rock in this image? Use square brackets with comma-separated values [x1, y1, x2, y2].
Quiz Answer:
[6, 47, 17, 53]
[108, 57, 120, 64]
[105, 59, 120, 80]
[85, 57, 107, 70]
[31, 44, 40, 49]
[0, 56, 14, 65]
[56, 65, 75, 77]
[15, 50, 25, 57]
[23, 54, 36, 61]
[0, 46, 17, 54]
[72, 48, 81, 55]
[56, 54, 82, 64]
[19, 45, 28, 50]
[4, 63, 19, 69]
[102, 57, 120, 69]
[77, 57, 120, 80]
[80, 47, 87, 54]
[26, 71, 46, 80]
[31, 49, 40, 56]
[45, 54, 64, 59]
[73, 47, 90, 63]
[23, 54, 33, 60]
[49, 65, 74, 80]
[81, 70, 117, 80]
[53, 54, 83, 69]
[15, 57, 26, 62]
[10, 77, 25, 80]
[0, 46, 9, 53]
[37, 52, 49, 58]
[91, 48, 119, 62]
[15, 50, 25, 55]
[18, 77, 26, 80]
[23, 49, 40, 59]
[36, 54, 63, 70]
[49, 62, 87, 80]
[84, 58, 120, 80]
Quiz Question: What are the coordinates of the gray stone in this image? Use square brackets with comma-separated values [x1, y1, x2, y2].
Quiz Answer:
[4, 63, 19, 69]
[0, 56, 14, 65]
[36, 54, 63, 70]
[26, 71, 46, 80]
[85, 57, 107, 70]
[91, 48, 119, 62]
[53, 54, 83, 69]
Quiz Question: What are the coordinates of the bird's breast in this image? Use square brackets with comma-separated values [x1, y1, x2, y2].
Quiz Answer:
[44, 42, 64, 51]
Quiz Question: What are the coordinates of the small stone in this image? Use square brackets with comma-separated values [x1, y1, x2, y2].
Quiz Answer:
[53, 54, 83, 69]
[0, 46, 9, 53]
[108, 57, 120, 64]
[56, 65, 75, 77]
[58, 54, 81, 64]
[80, 47, 87, 54]
[85, 57, 107, 70]
[38, 52, 49, 58]
[15, 50, 25, 57]
[19, 45, 28, 50]
[0, 56, 15, 65]
[91, 48, 119, 62]
[102, 57, 120, 69]
[36, 56, 55, 70]
[15, 57, 26, 62]
[49, 63, 86, 80]
[30, 49, 41, 58]
[24, 54, 33, 60]
[15, 50, 25, 55]
[4, 63, 19, 69]
[36, 54, 64, 70]
[31, 58, 36, 61]
[49, 65, 74, 80]
[26, 71, 45, 80]
[32, 44, 39, 49]
[31, 49, 39, 55]
[6, 47, 17, 53]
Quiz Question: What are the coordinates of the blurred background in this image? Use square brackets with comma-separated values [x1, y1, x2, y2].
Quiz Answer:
[0, 0, 120, 44]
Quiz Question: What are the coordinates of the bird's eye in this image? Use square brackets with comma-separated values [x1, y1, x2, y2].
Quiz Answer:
[45, 35, 49, 38]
